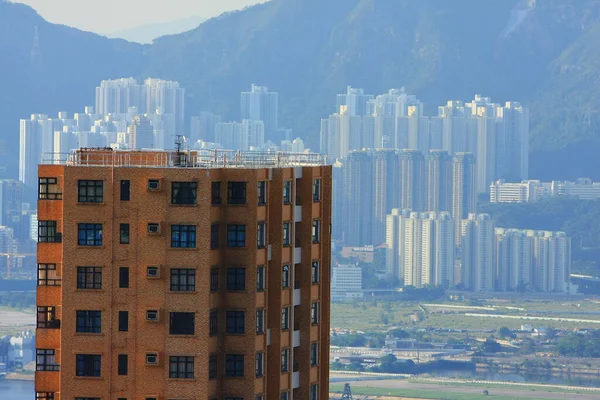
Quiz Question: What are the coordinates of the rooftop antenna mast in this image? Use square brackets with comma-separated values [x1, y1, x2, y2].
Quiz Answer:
[175, 135, 186, 166]
[341, 383, 354, 400]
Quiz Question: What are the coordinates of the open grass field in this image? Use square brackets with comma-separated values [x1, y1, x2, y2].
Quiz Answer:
[0, 308, 35, 336]
[330, 380, 600, 400]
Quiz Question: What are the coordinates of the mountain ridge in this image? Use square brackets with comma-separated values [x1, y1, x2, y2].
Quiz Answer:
[1, 0, 600, 179]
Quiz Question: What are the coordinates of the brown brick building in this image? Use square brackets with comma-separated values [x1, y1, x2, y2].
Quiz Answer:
[35, 149, 331, 400]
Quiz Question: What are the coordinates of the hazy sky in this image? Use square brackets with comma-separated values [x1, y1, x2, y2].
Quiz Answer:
[14, 0, 266, 33]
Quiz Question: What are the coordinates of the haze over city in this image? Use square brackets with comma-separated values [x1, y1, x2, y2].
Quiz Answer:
[3, 0, 600, 400]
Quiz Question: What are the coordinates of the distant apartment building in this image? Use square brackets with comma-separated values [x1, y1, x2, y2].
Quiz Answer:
[240, 84, 279, 141]
[387, 211, 454, 288]
[35, 148, 331, 400]
[331, 263, 363, 301]
[321, 89, 529, 195]
[460, 214, 495, 291]
[491, 178, 600, 203]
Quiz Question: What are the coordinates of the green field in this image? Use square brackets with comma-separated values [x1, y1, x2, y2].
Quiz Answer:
[329, 383, 559, 400]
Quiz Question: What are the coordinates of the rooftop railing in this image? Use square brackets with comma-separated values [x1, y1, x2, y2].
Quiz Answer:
[42, 149, 328, 169]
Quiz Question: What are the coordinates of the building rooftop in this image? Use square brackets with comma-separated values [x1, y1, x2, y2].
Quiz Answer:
[42, 148, 328, 169]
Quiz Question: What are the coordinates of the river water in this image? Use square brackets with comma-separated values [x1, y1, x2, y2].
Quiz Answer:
[0, 379, 33, 400]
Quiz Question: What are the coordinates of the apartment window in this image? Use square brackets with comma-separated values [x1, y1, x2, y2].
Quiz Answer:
[37, 306, 59, 329]
[170, 269, 195, 292]
[118, 311, 128, 332]
[78, 223, 102, 246]
[313, 179, 321, 202]
[257, 396, 265, 400]
[171, 225, 196, 248]
[226, 311, 245, 334]
[76, 354, 101, 377]
[312, 219, 321, 243]
[209, 354, 217, 380]
[310, 384, 319, 400]
[120, 180, 130, 201]
[312, 260, 320, 284]
[281, 348, 289, 372]
[255, 352, 265, 377]
[118, 354, 128, 376]
[172, 182, 197, 205]
[38, 177, 61, 200]
[210, 268, 219, 292]
[35, 393, 55, 400]
[78, 180, 104, 203]
[311, 302, 319, 325]
[76, 310, 101, 333]
[211, 182, 221, 205]
[37, 263, 60, 286]
[119, 267, 129, 288]
[281, 392, 289, 400]
[227, 224, 246, 247]
[36, 349, 59, 371]
[227, 182, 247, 204]
[256, 309, 265, 334]
[257, 222, 266, 248]
[209, 310, 218, 336]
[169, 312, 195, 335]
[225, 354, 244, 377]
[283, 180, 292, 204]
[119, 223, 130, 244]
[256, 266, 266, 292]
[283, 222, 291, 247]
[258, 181, 267, 205]
[311, 343, 319, 366]
[209, 223, 220, 249]
[227, 267, 246, 291]
[77, 267, 102, 289]
[282, 265, 290, 289]
[38, 220, 59, 243]
[281, 307, 290, 330]
[169, 356, 194, 379]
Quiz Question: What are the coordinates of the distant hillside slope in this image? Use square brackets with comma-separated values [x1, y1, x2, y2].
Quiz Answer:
[106, 16, 206, 44]
[2, 0, 600, 179]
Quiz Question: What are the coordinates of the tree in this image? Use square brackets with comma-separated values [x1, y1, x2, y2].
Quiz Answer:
[498, 327, 515, 340]
[388, 328, 410, 339]
[480, 338, 502, 353]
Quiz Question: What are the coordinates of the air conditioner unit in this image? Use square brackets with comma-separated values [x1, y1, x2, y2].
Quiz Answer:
[146, 266, 160, 278]
[147, 179, 160, 191]
[146, 310, 159, 321]
[147, 223, 161, 234]
[146, 353, 159, 365]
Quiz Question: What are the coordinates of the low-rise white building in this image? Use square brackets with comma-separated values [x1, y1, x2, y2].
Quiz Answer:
[331, 263, 363, 301]
[491, 178, 600, 203]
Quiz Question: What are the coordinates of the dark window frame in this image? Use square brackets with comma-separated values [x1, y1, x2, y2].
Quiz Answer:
[118, 354, 128, 376]
[169, 312, 195, 335]
[227, 224, 246, 247]
[171, 181, 197, 205]
[311, 302, 319, 325]
[225, 354, 244, 377]
[118, 311, 128, 332]
[170, 268, 196, 292]
[310, 383, 319, 400]
[255, 352, 265, 377]
[36, 349, 59, 371]
[38, 220, 59, 243]
[312, 260, 320, 284]
[37, 263, 60, 286]
[119, 267, 129, 288]
[281, 348, 289, 372]
[77, 180, 104, 203]
[76, 354, 101, 377]
[311, 343, 319, 366]
[313, 179, 321, 202]
[77, 267, 102, 290]
[36, 393, 56, 400]
[283, 222, 291, 247]
[282, 265, 290, 289]
[171, 225, 196, 248]
[211, 182, 222, 205]
[76, 310, 102, 333]
[257, 222, 266, 248]
[209, 354, 217, 380]
[226, 310, 245, 334]
[211, 223, 219, 249]
[281, 307, 290, 331]
[119, 223, 130, 244]
[256, 265, 266, 292]
[227, 182, 247, 205]
[37, 306, 60, 329]
[169, 356, 194, 379]
[258, 181, 267, 205]
[209, 310, 218, 336]
[38, 177, 62, 200]
[77, 223, 102, 246]
[283, 180, 292, 205]
[312, 219, 321, 244]
[120, 180, 130, 201]
[256, 309, 265, 334]
[227, 267, 246, 291]
[210, 267, 219, 292]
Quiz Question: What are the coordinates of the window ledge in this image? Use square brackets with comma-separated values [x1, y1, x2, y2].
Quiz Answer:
[168, 378, 197, 382]
[74, 333, 104, 337]
[169, 291, 197, 294]
[169, 204, 199, 207]
[74, 376, 103, 380]
[74, 289, 105, 293]
[168, 248, 199, 251]
[167, 334, 197, 338]
[77, 202, 106, 206]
